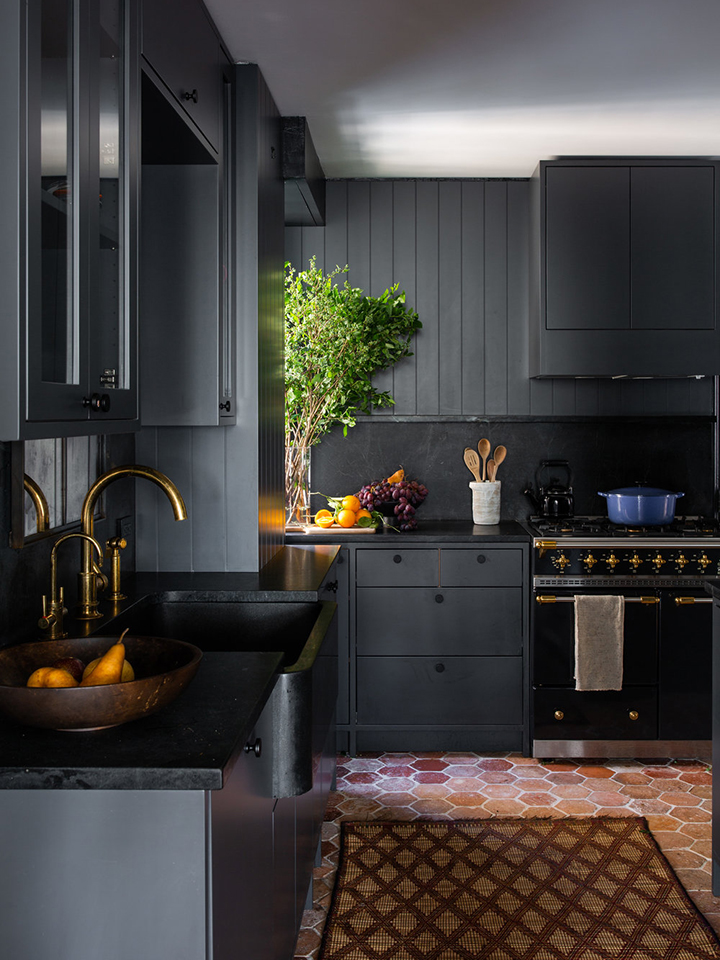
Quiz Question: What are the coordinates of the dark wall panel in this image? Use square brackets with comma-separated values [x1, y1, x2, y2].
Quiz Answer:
[287, 179, 714, 418]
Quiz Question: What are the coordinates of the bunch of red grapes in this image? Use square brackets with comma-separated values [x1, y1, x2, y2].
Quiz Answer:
[357, 477, 429, 531]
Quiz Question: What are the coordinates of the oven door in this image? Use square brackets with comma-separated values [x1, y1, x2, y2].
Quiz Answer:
[659, 588, 712, 740]
[532, 586, 659, 742]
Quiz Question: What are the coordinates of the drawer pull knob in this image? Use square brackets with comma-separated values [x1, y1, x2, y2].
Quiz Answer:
[435, 663, 445, 673]
[435, 594, 444, 603]
[393, 555, 402, 564]
[629, 710, 639, 721]
[183, 88, 199, 103]
[244, 738, 262, 758]
[476, 554, 487, 564]
[554, 710, 564, 721]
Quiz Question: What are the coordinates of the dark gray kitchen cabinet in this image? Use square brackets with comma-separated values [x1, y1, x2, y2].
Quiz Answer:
[352, 545, 528, 753]
[139, 64, 235, 426]
[141, 0, 224, 153]
[0, 0, 140, 440]
[529, 157, 720, 378]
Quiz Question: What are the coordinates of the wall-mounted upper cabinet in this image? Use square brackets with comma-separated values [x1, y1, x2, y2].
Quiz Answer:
[0, 0, 140, 441]
[141, 0, 224, 154]
[529, 158, 720, 378]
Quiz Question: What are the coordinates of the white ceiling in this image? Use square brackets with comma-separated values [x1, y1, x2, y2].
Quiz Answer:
[205, 0, 720, 178]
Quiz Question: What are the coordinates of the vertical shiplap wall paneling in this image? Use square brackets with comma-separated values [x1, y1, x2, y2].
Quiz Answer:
[415, 181, 440, 415]
[156, 427, 194, 571]
[134, 428, 159, 570]
[460, 181, 485, 415]
[369, 181, 395, 412]
[391, 181, 418, 415]
[506, 181, 531, 415]
[438, 181, 463, 414]
[483, 182, 509, 415]
[285, 179, 715, 419]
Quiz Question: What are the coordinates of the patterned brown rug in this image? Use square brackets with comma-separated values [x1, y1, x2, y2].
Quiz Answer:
[319, 818, 720, 960]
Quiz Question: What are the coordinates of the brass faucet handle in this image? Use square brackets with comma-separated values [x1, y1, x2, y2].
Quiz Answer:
[38, 587, 68, 639]
[106, 537, 128, 601]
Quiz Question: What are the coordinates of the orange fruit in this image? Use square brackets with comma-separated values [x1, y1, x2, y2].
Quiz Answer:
[314, 509, 333, 524]
[336, 508, 357, 528]
[341, 495, 361, 512]
[315, 515, 335, 528]
[356, 509, 372, 521]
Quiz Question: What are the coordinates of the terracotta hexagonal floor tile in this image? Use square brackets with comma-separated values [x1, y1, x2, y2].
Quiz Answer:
[477, 758, 514, 771]
[412, 782, 452, 799]
[378, 764, 417, 778]
[522, 792, 558, 806]
[659, 791, 703, 807]
[415, 771, 450, 784]
[618, 784, 661, 799]
[587, 790, 627, 807]
[691, 784, 713, 800]
[376, 777, 417, 792]
[680, 822, 712, 840]
[444, 764, 485, 777]
[644, 814, 683, 832]
[336, 797, 382, 818]
[411, 798, 454, 816]
[612, 771, 651, 785]
[650, 830, 695, 850]
[629, 798, 672, 816]
[376, 791, 418, 808]
[539, 761, 578, 772]
[679, 770, 713, 785]
[450, 792, 489, 808]
[576, 765, 615, 779]
[643, 766, 682, 779]
[551, 784, 592, 799]
[553, 799, 598, 816]
[670, 805, 711, 823]
[481, 798, 529, 816]
[449, 807, 492, 820]
[691, 840, 712, 859]
[345, 771, 377, 784]
[481, 784, 521, 799]
[411, 758, 449, 771]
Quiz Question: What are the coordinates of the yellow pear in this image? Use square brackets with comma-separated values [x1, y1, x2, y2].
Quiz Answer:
[80, 639, 126, 686]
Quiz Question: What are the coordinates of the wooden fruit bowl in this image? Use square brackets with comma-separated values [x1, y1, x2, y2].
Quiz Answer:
[0, 636, 202, 730]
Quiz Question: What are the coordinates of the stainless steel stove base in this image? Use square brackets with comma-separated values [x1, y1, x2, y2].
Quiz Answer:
[533, 739, 711, 759]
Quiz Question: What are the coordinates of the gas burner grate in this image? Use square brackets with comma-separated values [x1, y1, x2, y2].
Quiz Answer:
[528, 515, 720, 539]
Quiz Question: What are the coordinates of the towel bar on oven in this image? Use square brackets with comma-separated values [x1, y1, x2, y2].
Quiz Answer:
[535, 595, 659, 604]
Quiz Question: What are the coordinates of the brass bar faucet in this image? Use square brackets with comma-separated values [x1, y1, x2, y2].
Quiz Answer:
[39, 532, 104, 639]
[23, 474, 50, 533]
[77, 464, 187, 620]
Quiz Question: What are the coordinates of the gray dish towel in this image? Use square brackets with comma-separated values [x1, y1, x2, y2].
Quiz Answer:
[574, 595, 625, 691]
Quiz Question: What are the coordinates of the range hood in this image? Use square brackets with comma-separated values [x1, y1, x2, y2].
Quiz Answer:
[282, 117, 325, 226]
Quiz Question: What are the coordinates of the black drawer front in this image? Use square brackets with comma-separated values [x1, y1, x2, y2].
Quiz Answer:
[357, 657, 523, 725]
[357, 588, 523, 656]
[356, 549, 438, 587]
[440, 549, 523, 587]
[534, 687, 657, 740]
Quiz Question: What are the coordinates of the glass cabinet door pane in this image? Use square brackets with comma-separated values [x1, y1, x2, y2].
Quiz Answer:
[94, 0, 127, 391]
[40, 0, 77, 385]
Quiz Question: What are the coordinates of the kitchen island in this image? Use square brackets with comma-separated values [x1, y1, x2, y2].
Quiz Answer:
[0, 543, 340, 960]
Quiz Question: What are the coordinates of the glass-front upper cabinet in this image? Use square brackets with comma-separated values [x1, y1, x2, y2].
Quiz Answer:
[0, 0, 138, 440]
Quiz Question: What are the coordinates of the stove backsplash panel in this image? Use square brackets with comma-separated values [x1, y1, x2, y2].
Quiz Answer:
[309, 419, 716, 523]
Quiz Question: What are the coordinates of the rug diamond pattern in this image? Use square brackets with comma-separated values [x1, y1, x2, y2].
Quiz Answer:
[319, 819, 720, 960]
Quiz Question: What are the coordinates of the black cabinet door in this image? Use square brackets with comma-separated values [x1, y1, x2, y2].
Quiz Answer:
[545, 165, 630, 331]
[631, 166, 715, 330]
[659, 593, 712, 739]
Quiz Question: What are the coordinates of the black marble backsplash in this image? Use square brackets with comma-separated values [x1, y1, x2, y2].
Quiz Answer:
[309, 418, 717, 524]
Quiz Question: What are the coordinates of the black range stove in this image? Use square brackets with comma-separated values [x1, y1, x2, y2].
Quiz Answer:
[528, 515, 720, 586]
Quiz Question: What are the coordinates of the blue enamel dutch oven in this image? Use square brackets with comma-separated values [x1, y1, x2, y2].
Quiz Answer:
[598, 486, 684, 525]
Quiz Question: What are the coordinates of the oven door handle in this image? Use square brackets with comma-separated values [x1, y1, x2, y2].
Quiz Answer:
[535, 594, 659, 604]
[674, 596, 712, 605]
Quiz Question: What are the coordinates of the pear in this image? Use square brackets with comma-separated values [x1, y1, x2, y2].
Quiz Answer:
[80, 638, 127, 686]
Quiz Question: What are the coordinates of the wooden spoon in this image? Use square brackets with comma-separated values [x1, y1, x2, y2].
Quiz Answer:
[492, 445, 507, 476]
[478, 438, 491, 481]
[486, 458, 497, 482]
[463, 447, 481, 482]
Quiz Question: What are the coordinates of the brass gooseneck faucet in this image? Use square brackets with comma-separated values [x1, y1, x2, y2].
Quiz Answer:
[77, 464, 187, 620]
[40, 532, 104, 639]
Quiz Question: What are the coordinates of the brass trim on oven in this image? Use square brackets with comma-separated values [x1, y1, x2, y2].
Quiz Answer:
[535, 594, 659, 604]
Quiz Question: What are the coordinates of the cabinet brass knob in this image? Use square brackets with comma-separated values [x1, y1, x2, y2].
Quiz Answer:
[629, 710, 639, 721]
[554, 710, 564, 720]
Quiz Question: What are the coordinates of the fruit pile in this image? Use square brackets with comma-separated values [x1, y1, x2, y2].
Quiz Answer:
[357, 468, 428, 531]
[26, 635, 134, 688]
[314, 494, 380, 530]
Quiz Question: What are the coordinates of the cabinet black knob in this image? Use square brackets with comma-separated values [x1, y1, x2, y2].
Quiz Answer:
[219, 401, 231, 412]
[393, 555, 402, 564]
[244, 738, 262, 758]
[324, 580, 338, 593]
[435, 594, 444, 603]
[435, 663, 445, 673]
[82, 393, 111, 412]
[476, 554, 487, 564]
[183, 89, 199, 103]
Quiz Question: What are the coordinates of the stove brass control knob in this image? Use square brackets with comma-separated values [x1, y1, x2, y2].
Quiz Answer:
[551, 552, 571, 572]
[697, 553, 712, 572]
[605, 553, 620, 571]
[554, 710, 564, 721]
[674, 553, 688, 572]
[651, 553, 666, 572]
[629, 710, 639, 721]
[628, 552, 643, 572]
[581, 552, 597, 572]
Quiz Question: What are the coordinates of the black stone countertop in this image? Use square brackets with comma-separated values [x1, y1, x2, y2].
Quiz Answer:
[0, 651, 282, 791]
[0, 544, 340, 791]
[285, 519, 530, 544]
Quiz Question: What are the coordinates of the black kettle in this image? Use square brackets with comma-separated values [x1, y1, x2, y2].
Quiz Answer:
[525, 460, 574, 518]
